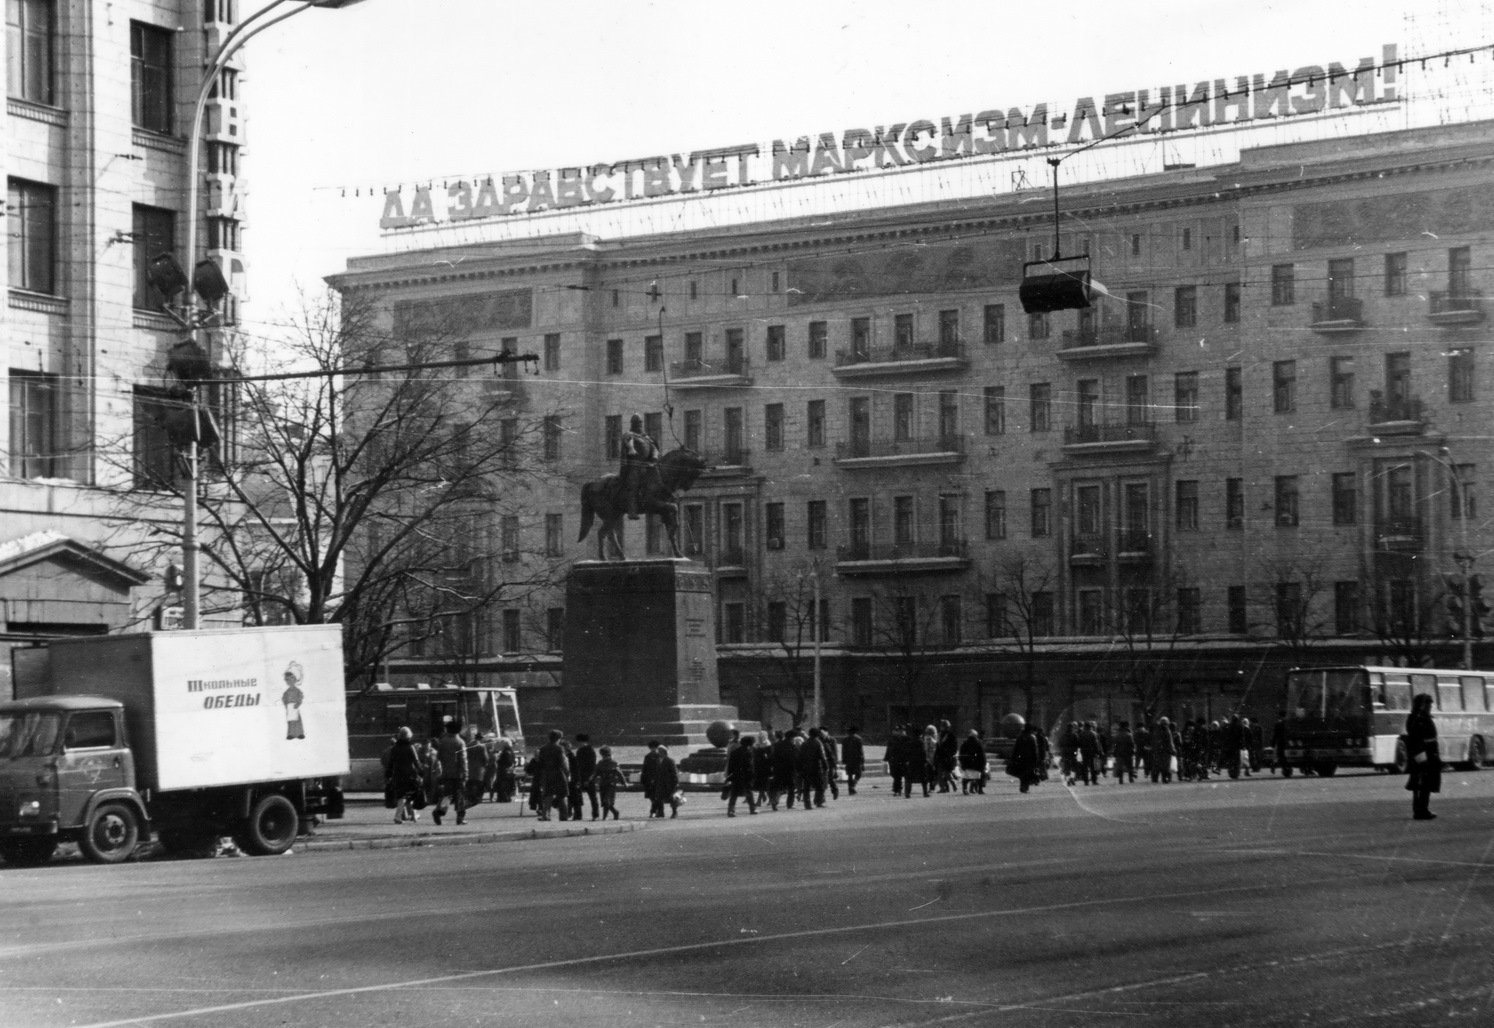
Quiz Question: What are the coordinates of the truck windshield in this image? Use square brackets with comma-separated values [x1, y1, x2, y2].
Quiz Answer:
[0, 712, 63, 758]
[1286, 669, 1369, 721]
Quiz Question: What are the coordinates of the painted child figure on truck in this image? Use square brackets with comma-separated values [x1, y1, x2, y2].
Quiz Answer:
[282, 662, 306, 741]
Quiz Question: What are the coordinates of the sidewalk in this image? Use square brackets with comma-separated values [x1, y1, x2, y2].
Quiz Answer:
[295, 796, 637, 854]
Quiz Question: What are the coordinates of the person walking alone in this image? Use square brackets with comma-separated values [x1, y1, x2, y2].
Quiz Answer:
[594, 745, 627, 820]
[725, 734, 758, 817]
[842, 726, 865, 795]
[432, 719, 469, 826]
[1405, 693, 1441, 820]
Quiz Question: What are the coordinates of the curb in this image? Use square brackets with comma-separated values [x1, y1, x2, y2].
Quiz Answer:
[295, 820, 640, 853]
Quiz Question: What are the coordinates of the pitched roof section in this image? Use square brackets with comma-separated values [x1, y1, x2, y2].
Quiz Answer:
[0, 531, 151, 587]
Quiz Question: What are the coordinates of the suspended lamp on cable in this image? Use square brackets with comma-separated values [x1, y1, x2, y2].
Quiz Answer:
[1018, 157, 1109, 315]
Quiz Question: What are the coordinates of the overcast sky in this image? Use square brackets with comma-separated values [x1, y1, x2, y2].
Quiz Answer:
[239, 0, 1465, 338]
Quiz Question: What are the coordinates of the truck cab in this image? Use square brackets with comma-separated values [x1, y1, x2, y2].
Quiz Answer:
[0, 696, 144, 866]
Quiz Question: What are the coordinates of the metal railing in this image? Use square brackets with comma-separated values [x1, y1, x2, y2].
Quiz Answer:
[1368, 394, 1423, 424]
[1060, 324, 1156, 348]
[836, 434, 965, 460]
[1063, 422, 1157, 445]
[835, 341, 966, 367]
[1430, 289, 1483, 315]
[703, 447, 751, 467]
[670, 354, 749, 378]
[836, 539, 968, 562]
[1311, 295, 1364, 324]
[1375, 516, 1424, 550]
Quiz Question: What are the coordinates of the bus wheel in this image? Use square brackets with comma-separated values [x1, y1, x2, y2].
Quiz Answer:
[1467, 737, 1485, 771]
[1394, 740, 1409, 775]
[1313, 763, 1338, 777]
[1281, 765, 1293, 778]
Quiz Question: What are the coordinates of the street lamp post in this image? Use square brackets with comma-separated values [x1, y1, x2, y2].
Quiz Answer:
[176, 0, 371, 629]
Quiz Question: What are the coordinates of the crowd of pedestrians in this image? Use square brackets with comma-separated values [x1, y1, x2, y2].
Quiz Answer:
[380, 710, 1328, 826]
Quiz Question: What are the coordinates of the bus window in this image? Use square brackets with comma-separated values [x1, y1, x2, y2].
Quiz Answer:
[1486, 679, 1494, 714]
[1368, 673, 1387, 709]
[1383, 674, 1412, 712]
[1463, 676, 1487, 712]
[1325, 669, 1369, 718]
[1437, 677, 1463, 712]
[1410, 674, 1436, 704]
[1286, 670, 1324, 718]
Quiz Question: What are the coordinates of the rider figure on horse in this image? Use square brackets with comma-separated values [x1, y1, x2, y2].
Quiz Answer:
[618, 413, 659, 520]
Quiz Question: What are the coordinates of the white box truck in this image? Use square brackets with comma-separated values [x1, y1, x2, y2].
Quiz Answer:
[0, 625, 347, 866]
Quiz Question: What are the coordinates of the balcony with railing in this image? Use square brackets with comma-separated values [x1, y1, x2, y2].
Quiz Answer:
[1062, 421, 1158, 455]
[835, 538, 971, 575]
[700, 447, 753, 477]
[834, 433, 966, 468]
[1057, 323, 1158, 361]
[1367, 393, 1424, 434]
[1428, 288, 1485, 326]
[1069, 534, 1105, 565]
[1116, 529, 1153, 560]
[668, 353, 752, 388]
[832, 340, 968, 377]
[1375, 516, 1424, 552]
[714, 546, 749, 576]
[1309, 295, 1365, 332]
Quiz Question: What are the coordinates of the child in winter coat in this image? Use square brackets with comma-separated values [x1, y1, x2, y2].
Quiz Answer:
[594, 746, 629, 820]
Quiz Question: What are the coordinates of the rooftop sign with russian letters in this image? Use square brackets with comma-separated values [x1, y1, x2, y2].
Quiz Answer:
[380, 45, 1399, 230]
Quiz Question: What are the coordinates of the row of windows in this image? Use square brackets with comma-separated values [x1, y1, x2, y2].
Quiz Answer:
[587, 250, 1480, 373]
[415, 577, 1446, 653]
[9, 7, 178, 133]
[715, 578, 1420, 646]
[595, 350, 1476, 462]
[5, 183, 242, 312]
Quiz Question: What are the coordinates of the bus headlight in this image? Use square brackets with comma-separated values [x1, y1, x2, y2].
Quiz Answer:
[18, 801, 41, 819]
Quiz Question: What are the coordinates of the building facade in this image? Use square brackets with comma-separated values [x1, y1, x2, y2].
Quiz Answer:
[2, 0, 249, 694]
[330, 120, 1494, 740]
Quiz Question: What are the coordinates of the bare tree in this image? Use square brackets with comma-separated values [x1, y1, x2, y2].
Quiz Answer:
[747, 563, 830, 729]
[853, 572, 962, 724]
[100, 290, 563, 688]
[1252, 551, 1337, 660]
[1361, 560, 1453, 668]
[981, 551, 1059, 720]
[1103, 569, 1192, 717]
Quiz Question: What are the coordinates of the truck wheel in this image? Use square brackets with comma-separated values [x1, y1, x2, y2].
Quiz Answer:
[236, 794, 299, 856]
[79, 803, 141, 864]
[0, 838, 57, 867]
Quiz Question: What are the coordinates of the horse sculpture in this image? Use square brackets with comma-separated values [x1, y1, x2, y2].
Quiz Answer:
[577, 447, 706, 561]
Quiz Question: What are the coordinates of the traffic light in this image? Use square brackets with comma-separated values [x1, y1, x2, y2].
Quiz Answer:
[1446, 575, 1467, 637]
[1471, 575, 1490, 638]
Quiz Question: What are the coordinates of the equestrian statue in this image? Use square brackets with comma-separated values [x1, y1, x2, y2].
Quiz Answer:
[578, 414, 706, 561]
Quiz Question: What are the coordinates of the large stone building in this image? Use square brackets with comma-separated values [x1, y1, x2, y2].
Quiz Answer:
[2, 0, 249, 694]
[330, 119, 1494, 739]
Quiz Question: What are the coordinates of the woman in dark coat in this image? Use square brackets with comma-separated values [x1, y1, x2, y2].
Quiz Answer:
[1007, 724, 1043, 793]
[648, 745, 682, 818]
[957, 729, 987, 795]
[386, 727, 427, 824]
[1405, 693, 1441, 820]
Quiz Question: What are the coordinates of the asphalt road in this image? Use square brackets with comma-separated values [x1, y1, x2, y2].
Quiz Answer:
[5, 768, 1494, 1028]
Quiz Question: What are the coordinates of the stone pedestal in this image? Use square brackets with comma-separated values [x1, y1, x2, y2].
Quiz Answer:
[531, 559, 747, 751]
